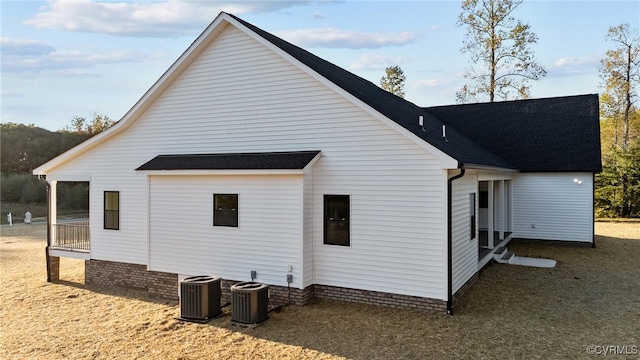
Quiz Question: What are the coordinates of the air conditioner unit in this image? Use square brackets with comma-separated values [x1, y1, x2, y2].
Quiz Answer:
[180, 275, 221, 320]
[231, 282, 269, 324]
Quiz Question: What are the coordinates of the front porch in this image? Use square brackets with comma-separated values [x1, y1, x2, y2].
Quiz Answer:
[46, 180, 91, 261]
[478, 230, 513, 267]
[51, 220, 90, 254]
[477, 178, 512, 268]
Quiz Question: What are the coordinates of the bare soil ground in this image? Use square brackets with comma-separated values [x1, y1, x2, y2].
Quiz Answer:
[1, 222, 638, 359]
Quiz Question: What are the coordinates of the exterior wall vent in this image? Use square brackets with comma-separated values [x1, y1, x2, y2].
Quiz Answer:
[231, 282, 269, 324]
[180, 275, 221, 320]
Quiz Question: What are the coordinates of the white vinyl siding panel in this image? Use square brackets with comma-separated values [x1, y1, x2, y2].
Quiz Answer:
[42, 25, 450, 298]
[512, 173, 594, 242]
[450, 170, 479, 294]
[149, 175, 304, 287]
[302, 165, 315, 287]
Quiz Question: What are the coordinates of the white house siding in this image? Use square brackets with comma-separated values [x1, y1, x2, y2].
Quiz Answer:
[41, 25, 449, 299]
[148, 175, 304, 288]
[450, 170, 479, 294]
[302, 165, 315, 288]
[512, 173, 594, 242]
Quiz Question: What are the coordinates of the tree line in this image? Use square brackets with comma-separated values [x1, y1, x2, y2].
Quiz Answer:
[1, 114, 115, 214]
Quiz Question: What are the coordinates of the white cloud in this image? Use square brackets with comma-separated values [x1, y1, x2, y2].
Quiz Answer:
[23, 0, 309, 37]
[312, 11, 326, 19]
[1, 37, 161, 73]
[1, 38, 55, 56]
[550, 56, 600, 76]
[276, 28, 420, 49]
[350, 53, 410, 71]
[1, 91, 25, 98]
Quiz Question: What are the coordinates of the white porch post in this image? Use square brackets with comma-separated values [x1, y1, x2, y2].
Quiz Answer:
[488, 180, 494, 249]
[50, 180, 57, 244]
[499, 180, 505, 240]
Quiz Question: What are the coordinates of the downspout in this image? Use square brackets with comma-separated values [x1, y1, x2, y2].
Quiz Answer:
[447, 167, 465, 315]
[38, 175, 52, 282]
[592, 172, 596, 248]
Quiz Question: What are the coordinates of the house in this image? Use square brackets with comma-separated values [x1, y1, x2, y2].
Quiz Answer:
[33, 12, 601, 314]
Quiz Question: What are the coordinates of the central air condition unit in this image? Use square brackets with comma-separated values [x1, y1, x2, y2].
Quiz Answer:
[231, 282, 269, 324]
[180, 275, 221, 320]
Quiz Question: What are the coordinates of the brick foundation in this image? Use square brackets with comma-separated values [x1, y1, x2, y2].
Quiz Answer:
[314, 284, 447, 312]
[48, 256, 60, 281]
[84, 259, 449, 312]
[85, 259, 147, 290]
[148, 271, 179, 299]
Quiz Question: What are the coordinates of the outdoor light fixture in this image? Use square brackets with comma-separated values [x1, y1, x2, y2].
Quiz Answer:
[573, 178, 582, 185]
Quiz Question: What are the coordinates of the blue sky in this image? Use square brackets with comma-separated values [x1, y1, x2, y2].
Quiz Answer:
[2, 0, 639, 131]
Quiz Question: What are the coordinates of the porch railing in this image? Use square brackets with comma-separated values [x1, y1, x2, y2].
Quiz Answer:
[52, 221, 90, 251]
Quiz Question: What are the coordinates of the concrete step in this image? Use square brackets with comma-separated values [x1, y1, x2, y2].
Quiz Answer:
[494, 248, 515, 263]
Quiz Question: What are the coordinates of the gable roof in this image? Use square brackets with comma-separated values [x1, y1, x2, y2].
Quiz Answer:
[136, 151, 321, 171]
[426, 95, 602, 172]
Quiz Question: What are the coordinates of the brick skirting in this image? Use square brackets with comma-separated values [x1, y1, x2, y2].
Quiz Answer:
[84, 259, 448, 312]
[314, 284, 447, 312]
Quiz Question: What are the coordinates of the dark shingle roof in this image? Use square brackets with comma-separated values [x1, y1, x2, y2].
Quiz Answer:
[425, 95, 602, 172]
[136, 150, 321, 171]
[223, 14, 601, 172]
[227, 13, 515, 170]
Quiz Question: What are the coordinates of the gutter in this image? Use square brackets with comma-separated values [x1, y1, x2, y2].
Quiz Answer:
[38, 175, 52, 282]
[446, 168, 465, 315]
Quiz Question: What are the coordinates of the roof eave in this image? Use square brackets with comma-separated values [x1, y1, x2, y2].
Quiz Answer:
[461, 163, 519, 172]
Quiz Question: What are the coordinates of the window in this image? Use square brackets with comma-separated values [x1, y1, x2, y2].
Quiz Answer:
[104, 191, 120, 230]
[324, 195, 350, 246]
[470, 193, 476, 240]
[214, 194, 238, 227]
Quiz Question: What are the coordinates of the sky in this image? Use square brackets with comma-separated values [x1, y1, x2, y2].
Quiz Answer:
[1, 0, 639, 131]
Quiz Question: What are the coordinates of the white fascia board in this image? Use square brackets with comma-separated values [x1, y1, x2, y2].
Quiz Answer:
[225, 15, 458, 170]
[33, 14, 232, 176]
[140, 169, 305, 176]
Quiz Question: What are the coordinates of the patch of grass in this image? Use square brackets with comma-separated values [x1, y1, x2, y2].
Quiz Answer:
[0, 202, 88, 224]
[0, 202, 47, 224]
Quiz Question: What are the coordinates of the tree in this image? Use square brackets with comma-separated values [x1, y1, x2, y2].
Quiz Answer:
[380, 65, 406, 98]
[65, 112, 116, 136]
[596, 24, 640, 218]
[600, 24, 640, 151]
[457, 0, 546, 103]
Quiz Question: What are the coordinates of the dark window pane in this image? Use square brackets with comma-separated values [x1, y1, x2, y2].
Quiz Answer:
[214, 194, 238, 227]
[104, 191, 119, 230]
[470, 193, 476, 240]
[479, 191, 488, 208]
[324, 195, 350, 246]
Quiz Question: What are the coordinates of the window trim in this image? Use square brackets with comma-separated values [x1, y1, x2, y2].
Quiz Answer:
[104, 191, 120, 230]
[323, 194, 350, 246]
[470, 193, 476, 240]
[213, 193, 238, 227]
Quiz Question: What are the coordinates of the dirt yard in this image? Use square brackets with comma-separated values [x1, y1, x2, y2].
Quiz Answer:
[1, 222, 638, 359]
